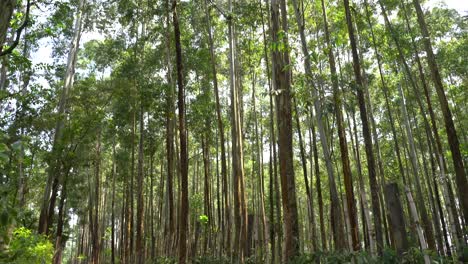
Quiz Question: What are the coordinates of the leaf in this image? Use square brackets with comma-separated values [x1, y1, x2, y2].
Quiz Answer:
[0, 152, 9, 163]
[11, 140, 22, 152]
[0, 143, 9, 152]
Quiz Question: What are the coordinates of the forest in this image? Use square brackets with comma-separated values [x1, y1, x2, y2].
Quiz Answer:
[0, 0, 467, 263]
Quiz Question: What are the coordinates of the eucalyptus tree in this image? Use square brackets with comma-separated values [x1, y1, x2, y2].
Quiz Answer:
[343, 0, 383, 254]
[412, 0, 468, 226]
[172, 0, 189, 263]
[319, 0, 359, 251]
[270, 0, 300, 260]
[38, 0, 86, 236]
[291, 0, 346, 250]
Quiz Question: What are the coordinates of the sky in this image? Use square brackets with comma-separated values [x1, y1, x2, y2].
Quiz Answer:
[429, 0, 467, 13]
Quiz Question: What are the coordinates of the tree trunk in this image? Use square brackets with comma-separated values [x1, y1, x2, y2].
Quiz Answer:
[164, 0, 176, 254]
[53, 167, 71, 264]
[319, 0, 359, 250]
[343, 0, 383, 253]
[38, 0, 85, 235]
[228, 0, 248, 261]
[384, 183, 409, 255]
[347, 108, 376, 255]
[252, 66, 268, 256]
[203, 0, 230, 253]
[292, 98, 313, 242]
[412, 0, 468, 225]
[291, 0, 345, 250]
[172, 0, 189, 262]
[405, 187, 431, 264]
[111, 138, 116, 264]
[270, 0, 300, 260]
[92, 130, 102, 264]
[0, 0, 16, 53]
[309, 108, 327, 251]
[136, 104, 145, 264]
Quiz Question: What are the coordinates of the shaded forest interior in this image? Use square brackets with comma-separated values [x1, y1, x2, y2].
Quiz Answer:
[0, 0, 467, 263]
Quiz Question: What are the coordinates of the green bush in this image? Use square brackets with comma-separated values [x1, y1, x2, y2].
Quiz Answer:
[0, 227, 53, 264]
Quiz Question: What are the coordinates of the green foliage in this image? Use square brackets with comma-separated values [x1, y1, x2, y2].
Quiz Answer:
[198, 214, 209, 225]
[193, 256, 229, 264]
[0, 227, 53, 264]
[152, 257, 176, 264]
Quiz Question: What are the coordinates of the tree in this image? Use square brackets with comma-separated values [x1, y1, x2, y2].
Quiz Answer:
[271, 0, 300, 260]
[172, 0, 189, 263]
[343, 0, 384, 254]
[412, 0, 468, 225]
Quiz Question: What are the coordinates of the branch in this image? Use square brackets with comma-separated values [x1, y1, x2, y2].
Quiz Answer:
[0, 0, 32, 57]
[207, 0, 229, 19]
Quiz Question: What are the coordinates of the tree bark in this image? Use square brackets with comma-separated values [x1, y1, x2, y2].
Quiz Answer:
[343, 0, 383, 253]
[270, 0, 300, 260]
[319, 0, 359, 250]
[136, 104, 145, 264]
[405, 187, 431, 264]
[172, 0, 189, 262]
[384, 183, 409, 255]
[228, 0, 248, 261]
[164, 0, 176, 251]
[0, 0, 16, 53]
[203, 0, 230, 253]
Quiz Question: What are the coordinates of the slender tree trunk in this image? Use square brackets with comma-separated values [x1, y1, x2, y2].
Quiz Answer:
[291, 0, 345, 250]
[53, 167, 71, 264]
[203, 0, 230, 254]
[343, 0, 383, 253]
[412, 0, 468, 225]
[306, 118, 318, 251]
[92, 130, 102, 264]
[164, 0, 176, 251]
[319, 0, 359, 250]
[405, 187, 431, 264]
[136, 104, 145, 264]
[252, 67, 268, 256]
[111, 137, 116, 264]
[347, 108, 376, 255]
[38, 0, 85, 235]
[172, 0, 189, 262]
[308, 108, 327, 251]
[292, 98, 313, 241]
[228, 0, 248, 261]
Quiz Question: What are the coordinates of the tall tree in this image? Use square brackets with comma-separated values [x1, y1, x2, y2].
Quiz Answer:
[38, 0, 86, 235]
[412, 0, 468, 225]
[343, 0, 383, 254]
[172, 0, 189, 262]
[319, 0, 359, 250]
[228, 0, 248, 261]
[291, 0, 346, 250]
[271, 0, 300, 260]
[203, 0, 230, 252]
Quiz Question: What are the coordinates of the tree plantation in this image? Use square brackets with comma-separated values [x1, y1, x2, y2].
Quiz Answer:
[0, 0, 467, 263]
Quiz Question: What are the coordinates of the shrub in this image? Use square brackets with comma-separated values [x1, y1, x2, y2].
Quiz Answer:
[0, 227, 53, 264]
